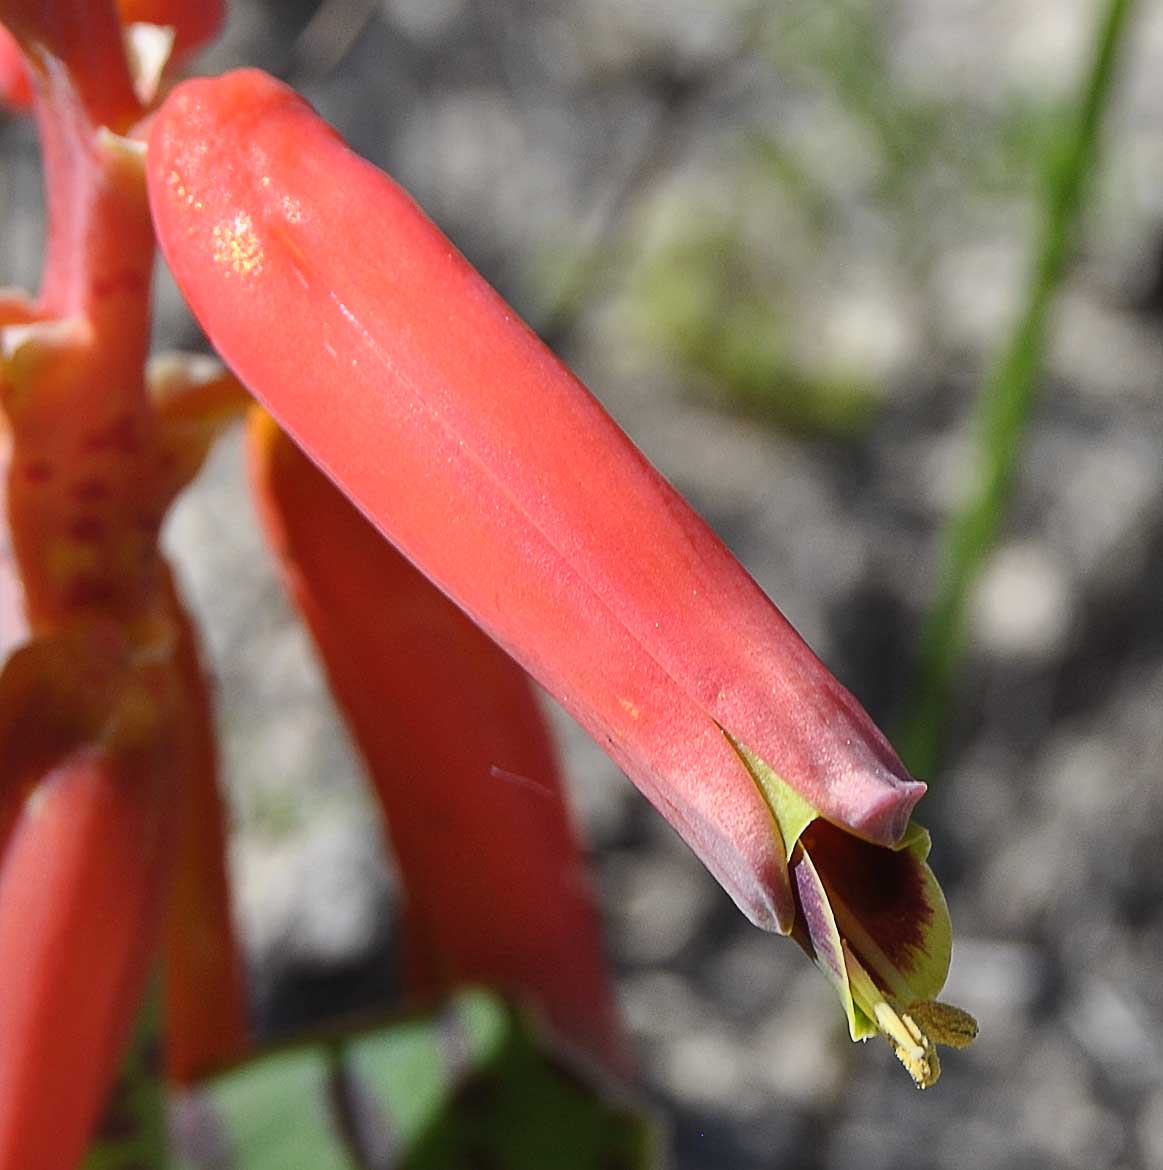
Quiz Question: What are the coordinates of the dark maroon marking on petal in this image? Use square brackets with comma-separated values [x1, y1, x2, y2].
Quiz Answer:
[800, 821, 933, 971]
[22, 459, 54, 483]
[68, 516, 107, 543]
[71, 477, 112, 502]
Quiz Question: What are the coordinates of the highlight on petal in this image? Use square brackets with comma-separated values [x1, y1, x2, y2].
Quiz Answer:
[246, 410, 628, 1074]
[1, 427, 28, 658]
[123, 20, 174, 107]
[118, 0, 224, 60]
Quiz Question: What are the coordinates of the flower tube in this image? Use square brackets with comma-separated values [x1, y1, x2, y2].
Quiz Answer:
[147, 69, 974, 1082]
[0, 744, 176, 1170]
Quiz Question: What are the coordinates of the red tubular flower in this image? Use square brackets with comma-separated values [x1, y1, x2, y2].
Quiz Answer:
[148, 69, 975, 1083]
[0, 744, 176, 1170]
[248, 410, 628, 1073]
[147, 70, 920, 929]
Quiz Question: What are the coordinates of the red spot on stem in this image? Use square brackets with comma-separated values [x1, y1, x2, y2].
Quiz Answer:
[92, 270, 147, 300]
[22, 460, 54, 483]
[68, 516, 107, 544]
[71, 478, 112, 503]
[65, 575, 117, 608]
[81, 414, 139, 455]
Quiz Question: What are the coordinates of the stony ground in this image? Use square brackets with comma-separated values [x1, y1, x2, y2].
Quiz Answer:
[4, 2, 1163, 1167]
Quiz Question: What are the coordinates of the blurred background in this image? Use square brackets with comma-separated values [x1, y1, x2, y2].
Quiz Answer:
[4, 1, 1163, 1166]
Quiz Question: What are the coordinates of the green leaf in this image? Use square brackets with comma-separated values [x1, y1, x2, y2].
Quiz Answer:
[173, 990, 660, 1170]
[199, 1048, 358, 1170]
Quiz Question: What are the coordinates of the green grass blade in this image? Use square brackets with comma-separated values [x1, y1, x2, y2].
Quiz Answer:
[898, 0, 1139, 779]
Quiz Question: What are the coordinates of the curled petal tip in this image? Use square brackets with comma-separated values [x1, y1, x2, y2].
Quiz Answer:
[847, 774, 927, 846]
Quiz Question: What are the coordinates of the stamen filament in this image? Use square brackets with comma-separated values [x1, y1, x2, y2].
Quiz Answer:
[842, 941, 940, 1088]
